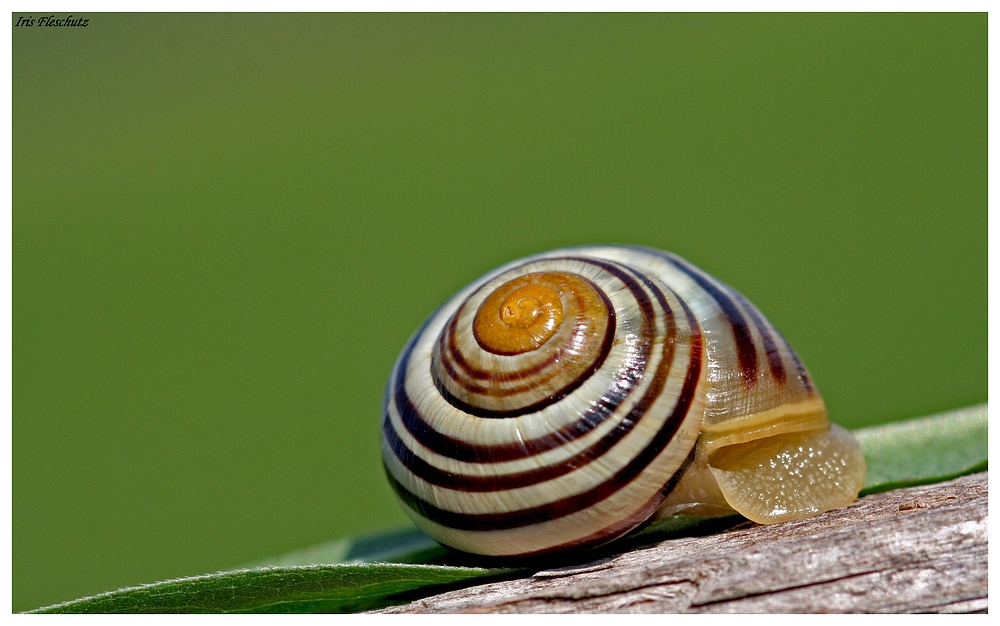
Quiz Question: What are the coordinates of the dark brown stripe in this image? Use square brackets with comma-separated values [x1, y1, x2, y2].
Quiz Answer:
[440, 279, 614, 384]
[385, 300, 702, 531]
[384, 279, 679, 492]
[426, 257, 651, 420]
[732, 291, 786, 385]
[494, 445, 697, 560]
[434, 318, 616, 418]
[637, 247, 758, 389]
[390, 271, 651, 461]
[433, 270, 616, 417]
[774, 328, 814, 393]
[436, 286, 614, 398]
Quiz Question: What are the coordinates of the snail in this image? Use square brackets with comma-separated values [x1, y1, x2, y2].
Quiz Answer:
[381, 245, 866, 559]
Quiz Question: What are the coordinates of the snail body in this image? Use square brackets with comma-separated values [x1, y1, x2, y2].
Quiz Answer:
[381, 245, 866, 558]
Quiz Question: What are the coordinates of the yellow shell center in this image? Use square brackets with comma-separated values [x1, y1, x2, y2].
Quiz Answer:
[473, 277, 565, 355]
[500, 293, 542, 329]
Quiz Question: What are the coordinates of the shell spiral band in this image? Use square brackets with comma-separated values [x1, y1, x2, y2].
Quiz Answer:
[381, 245, 866, 558]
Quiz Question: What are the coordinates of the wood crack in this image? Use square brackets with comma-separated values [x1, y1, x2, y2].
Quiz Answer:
[688, 568, 890, 609]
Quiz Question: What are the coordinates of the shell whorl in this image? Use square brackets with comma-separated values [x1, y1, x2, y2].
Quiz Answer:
[434, 271, 615, 416]
[381, 246, 827, 558]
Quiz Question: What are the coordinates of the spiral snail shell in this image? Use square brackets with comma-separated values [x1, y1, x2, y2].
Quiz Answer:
[381, 245, 866, 558]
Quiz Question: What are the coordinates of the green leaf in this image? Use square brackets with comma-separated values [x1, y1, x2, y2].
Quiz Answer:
[28, 563, 514, 614]
[27, 404, 988, 614]
[245, 527, 446, 567]
[854, 403, 987, 495]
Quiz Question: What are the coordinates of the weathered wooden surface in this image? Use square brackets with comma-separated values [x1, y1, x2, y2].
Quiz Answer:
[378, 472, 988, 613]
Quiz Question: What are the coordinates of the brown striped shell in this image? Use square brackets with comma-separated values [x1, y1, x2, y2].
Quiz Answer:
[381, 245, 866, 558]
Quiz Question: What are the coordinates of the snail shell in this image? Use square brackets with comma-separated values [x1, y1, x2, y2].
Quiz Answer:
[381, 245, 866, 558]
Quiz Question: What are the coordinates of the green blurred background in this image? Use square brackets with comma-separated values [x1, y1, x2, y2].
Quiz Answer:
[13, 13, 985, 611]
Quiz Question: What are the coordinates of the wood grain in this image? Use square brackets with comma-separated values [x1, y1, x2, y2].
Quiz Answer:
[377, 472, 988, 613]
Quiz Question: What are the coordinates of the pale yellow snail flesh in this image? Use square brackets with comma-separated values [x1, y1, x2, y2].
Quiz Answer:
[381, 245, 866, 558]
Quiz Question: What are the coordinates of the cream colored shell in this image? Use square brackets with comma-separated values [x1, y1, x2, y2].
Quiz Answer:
[381, 245, 866, 558]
